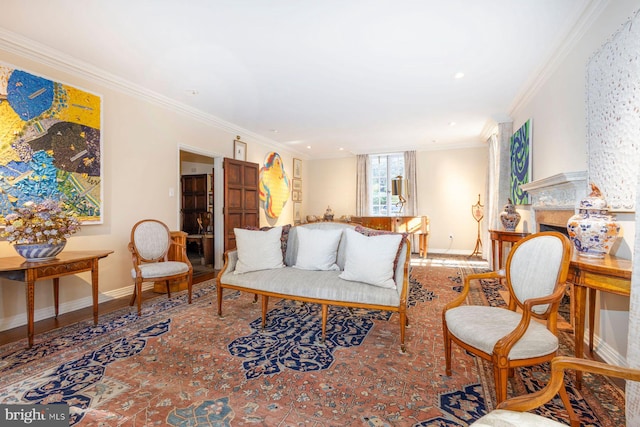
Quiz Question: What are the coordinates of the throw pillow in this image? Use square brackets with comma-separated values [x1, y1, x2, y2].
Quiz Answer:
[354, 224, 407, 272]
[339, 227, 403, 289]
[234, 226, 285, 274]
[243, 224, 291, 261]
[293, 227, 342, 271]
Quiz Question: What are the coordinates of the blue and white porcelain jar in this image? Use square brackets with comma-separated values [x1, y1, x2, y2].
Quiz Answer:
[566, 184, 620, 258]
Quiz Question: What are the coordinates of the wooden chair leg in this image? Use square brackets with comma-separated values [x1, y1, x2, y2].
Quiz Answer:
[217, 286, 223, 316]
[129, 284, 137, 307]
[399, 310, 407, 352]
[494, 366, 508, 404]
[443, 326, 452, 376]
[136, 282, 143, 316]
[261, 295, 269, 329]
[187, 276, 193, 304]
[559, 381, 580, 427]
[165, 280, 172, 299]
[320, 304, 328, 343]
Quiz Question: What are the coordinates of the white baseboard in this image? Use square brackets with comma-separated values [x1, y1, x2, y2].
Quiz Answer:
[591, 333, 627, 367]
[0, 282, 155, 332]
[428, 248, 485, 257]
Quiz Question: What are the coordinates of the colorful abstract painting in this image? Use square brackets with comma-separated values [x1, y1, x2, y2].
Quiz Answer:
[0, 65, 102, 223]
[259, 152, 290, 218]
[510, 119, 531, 205]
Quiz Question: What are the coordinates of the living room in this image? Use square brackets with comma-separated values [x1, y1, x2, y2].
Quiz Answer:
[0, 1, 639, 422]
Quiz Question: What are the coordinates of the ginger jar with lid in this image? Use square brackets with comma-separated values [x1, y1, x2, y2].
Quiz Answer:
[500, 199, 521, 231]
[566, 183, 620, 258]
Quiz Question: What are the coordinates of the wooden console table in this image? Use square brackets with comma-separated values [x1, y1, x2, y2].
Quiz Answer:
[568, 252, 632, 388]
[0, 250, 113, 348]
[350, 216, 430, 258]
[488, 229, 530, 270]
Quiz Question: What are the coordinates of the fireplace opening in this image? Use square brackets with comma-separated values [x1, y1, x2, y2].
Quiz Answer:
[540, 223, 569, 238]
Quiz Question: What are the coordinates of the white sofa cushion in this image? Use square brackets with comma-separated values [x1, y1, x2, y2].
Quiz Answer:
[234, 226, 284, 274]
[470, 409, 567, 426]
[293, 226, 342, 271]
[339, 228, 403, 289]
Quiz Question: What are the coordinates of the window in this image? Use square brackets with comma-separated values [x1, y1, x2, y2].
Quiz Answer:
[370, 154, 405, 216]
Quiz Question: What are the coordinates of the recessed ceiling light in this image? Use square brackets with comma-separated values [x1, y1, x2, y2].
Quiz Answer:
[453, 72, 465, 79]
[449, 121, 456, 126]
[307, 145, 312, 149]
[339, 147, 344, 151]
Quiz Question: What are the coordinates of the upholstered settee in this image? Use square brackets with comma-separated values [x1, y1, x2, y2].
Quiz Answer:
[216, 221, 412, 351]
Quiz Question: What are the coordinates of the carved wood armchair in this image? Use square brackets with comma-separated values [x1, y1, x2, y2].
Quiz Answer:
[128, 219, 193, 315]
[442, 231, 572, 404]
[471, 356, 640, 426]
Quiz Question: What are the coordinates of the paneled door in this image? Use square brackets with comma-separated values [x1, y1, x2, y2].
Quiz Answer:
[181, 174, 208, 234]
[223, 158, 259, 251]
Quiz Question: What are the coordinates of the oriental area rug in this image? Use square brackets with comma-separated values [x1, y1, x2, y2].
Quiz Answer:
[0, 256, 625, 426]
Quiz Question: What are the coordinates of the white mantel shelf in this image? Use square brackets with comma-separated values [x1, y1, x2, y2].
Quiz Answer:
[520, 171, 587, 192]
[521, 171, 588, 209]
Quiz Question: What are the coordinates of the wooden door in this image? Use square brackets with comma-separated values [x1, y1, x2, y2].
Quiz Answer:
[224, 158, 259, 251]
[181, 174, 208, 234]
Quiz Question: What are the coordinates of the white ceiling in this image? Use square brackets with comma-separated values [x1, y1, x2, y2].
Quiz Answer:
[0, 0, 596, 159]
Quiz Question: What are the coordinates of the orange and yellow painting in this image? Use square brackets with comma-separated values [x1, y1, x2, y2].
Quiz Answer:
[259, 152, 290, 218]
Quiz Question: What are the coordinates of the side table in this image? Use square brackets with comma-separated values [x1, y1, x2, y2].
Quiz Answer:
[488, 229, 530, 270]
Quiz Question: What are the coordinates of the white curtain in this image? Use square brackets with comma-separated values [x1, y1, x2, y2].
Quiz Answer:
[626, 160, 640, 423]
[486, 133, 500, 266]
[356, 154, 369, 216]
[404, 150, 418, 216]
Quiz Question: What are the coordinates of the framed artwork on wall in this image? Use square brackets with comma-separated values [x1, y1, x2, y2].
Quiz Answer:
[0, 63, 103, 224]
[510, 119, 531, 205]
[234, 139, 247, 161]
[293, 158, 302, 179]
[293, 202, 302, 224]
[292, 179, 302, 192]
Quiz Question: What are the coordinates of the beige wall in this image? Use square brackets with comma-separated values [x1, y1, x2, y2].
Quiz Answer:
[510, 1, 639, 364]
[0, 49, 297, 330]
[306, 145, 488, 255]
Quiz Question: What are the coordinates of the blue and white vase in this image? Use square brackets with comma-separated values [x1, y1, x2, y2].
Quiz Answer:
[566, 184, 620, 258]
[14, 241, 66, 262]
[500, 199, 521, 231]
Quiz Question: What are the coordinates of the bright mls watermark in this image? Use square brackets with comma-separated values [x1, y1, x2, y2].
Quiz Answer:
[0, 404, 68, 426]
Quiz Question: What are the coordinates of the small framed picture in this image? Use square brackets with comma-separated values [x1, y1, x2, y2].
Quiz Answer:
[234, 140, 247, 161]
[293, 158, 302, 179]
[292, 191, 302, 202]
[293, 202, 302, 224]
[292, 179, 302, 192]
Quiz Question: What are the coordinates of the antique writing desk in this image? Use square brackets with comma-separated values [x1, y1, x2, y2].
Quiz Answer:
[0, 250, 113, 347]
[568, 252, 632, 387]
[488, 229, 530, 270]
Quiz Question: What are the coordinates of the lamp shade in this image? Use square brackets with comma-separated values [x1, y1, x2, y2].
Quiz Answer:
[391, 176, 406, 197]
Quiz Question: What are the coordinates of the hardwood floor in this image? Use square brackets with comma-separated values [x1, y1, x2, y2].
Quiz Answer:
[0, 272, 216, 347]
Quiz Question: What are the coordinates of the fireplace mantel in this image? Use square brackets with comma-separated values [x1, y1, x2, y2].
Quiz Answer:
[521, 171, 587, 230]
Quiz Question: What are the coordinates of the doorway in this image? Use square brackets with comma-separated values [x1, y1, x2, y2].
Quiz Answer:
[179, 150, 216, 281]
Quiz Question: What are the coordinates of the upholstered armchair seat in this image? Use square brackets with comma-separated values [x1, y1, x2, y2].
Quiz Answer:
[445, 306, 559, 358]
[471, 409, 566, 427]
[129, 219, 193, 315]
[131, 261, 190, 279]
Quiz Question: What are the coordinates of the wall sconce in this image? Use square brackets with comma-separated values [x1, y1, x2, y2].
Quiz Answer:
[391, 175, 407, 214]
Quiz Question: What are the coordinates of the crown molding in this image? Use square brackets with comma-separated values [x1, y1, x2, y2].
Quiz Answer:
[0, 28, 308, 158]
[509, 0, 611, 116]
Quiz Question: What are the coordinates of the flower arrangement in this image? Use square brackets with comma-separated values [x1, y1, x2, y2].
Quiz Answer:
[0, 199, 81, 245]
